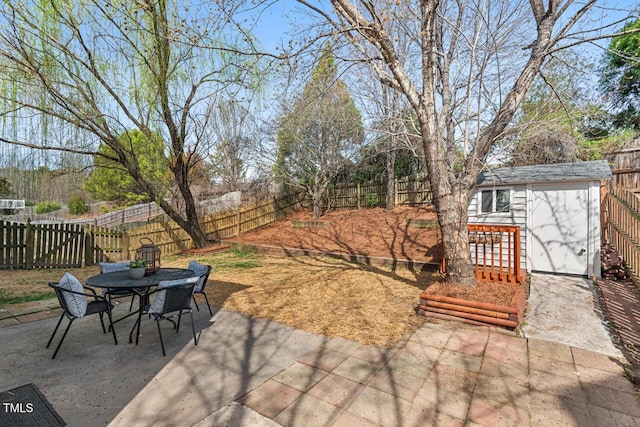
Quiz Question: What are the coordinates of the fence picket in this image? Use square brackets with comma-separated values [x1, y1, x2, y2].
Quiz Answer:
[1, 181, 430, 269]
[604, 191, 640, 282]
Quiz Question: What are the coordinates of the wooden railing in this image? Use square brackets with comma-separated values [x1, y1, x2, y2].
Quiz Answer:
[441, 224, 523, 283]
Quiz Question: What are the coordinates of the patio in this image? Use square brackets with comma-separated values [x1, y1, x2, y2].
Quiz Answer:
[0, 301, 323, 426]
[1, 296, 639, 426]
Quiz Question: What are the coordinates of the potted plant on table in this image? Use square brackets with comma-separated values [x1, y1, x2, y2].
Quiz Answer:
[128, 259, 147, 279]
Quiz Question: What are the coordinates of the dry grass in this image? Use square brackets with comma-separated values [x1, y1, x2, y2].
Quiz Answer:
[185, 250, 438, 347]
[0, 250, 439, 347]
[0, 265, 101, 302]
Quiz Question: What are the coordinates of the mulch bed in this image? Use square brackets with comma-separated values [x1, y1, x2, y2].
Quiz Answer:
[424, 280, 519, 307]
[231, 206, 527, 328]
[231, 206, 442, 264]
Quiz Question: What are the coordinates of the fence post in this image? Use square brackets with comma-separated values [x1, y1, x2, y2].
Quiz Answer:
[25, 218, 34, 270]
[122, 230, 130, 261]
[394, 178, 399, 207]
[357, 183, 361, 209]
[273, 196, 279, 219]
[84, 226, 95, 266]
[236, 210, 241, 236]
[326, 187, 330, 211]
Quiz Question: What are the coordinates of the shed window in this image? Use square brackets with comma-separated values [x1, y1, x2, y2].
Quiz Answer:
[481, 189, 510, 213]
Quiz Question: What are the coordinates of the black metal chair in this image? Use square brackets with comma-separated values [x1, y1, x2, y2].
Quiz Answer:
[136, 277, 199, 356]
[99, 261, 136, 311]
[188, 261, 213, 316]
[47, 274, 118, 359]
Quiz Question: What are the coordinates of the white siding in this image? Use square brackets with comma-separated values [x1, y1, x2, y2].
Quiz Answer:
[468, 185, 528, 269]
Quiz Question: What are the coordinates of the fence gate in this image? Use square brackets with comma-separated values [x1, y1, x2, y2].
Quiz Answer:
[29, 222, 86, 268]
[0, 220, 26, 268]
[1, 220, 87, 269]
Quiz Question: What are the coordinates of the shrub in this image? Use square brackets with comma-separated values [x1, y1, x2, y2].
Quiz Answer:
[35, 201, 62, 214]
[365, 193, 379, 208]
[68, 195, 89, 215]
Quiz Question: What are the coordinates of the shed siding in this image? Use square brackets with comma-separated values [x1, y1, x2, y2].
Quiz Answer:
[468, 185, 528, 269]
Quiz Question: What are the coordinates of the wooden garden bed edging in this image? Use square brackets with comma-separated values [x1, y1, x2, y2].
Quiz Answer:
[182, 244, 229, 255]
[407, 218, 439, 229]
[291, 220, 328, 228]
[417, 293, 521, 329]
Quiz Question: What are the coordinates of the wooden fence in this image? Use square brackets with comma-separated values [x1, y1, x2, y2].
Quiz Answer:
[610, 145, 640, 190]
[1, 176, 429, 269]
[95, 202, 164, 228]
[0, 193, 305, 268]
[1, 220, 102, 269]
[117, 193, 304, 260]
[603, 189, 640, 281]
[327, 176, 432, 210]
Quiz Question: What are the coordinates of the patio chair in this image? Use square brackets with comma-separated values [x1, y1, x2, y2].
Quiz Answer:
[47, 273, 118, 359]
[100, 261, 136, 311]
[188, 260, 213, 315]
[136, 277, 200, 356]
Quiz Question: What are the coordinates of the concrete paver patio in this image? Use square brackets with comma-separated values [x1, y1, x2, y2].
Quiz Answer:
[221, 322, 639, 427]
[1, 293, 639, 426]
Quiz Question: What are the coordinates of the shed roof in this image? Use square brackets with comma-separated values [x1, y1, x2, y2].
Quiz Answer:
[476, 160, 612, 187]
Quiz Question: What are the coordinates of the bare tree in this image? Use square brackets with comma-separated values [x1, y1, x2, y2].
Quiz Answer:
[204, 100, 258, 192]
[0, 0, 263, 247]
[286, 0, 637, 285]
[274, 44, 364, 218]
[347, 24, 424, 210]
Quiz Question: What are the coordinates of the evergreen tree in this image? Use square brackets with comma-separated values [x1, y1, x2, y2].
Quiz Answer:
[84, 130, 169, 205]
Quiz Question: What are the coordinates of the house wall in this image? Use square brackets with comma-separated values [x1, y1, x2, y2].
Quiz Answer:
[468, 184, 528, 270]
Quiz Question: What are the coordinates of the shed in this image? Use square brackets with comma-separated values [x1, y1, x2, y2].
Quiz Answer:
[468, 160, 612, 277]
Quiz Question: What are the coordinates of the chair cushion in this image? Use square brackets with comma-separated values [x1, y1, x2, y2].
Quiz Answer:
[188, 260, 209, 292]
[58, 272, 87, 318]
[99, 261, 131, 273]
[148, 277, 199, 314]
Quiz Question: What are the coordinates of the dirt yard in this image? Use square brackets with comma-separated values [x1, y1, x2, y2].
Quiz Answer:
[231, 206, 442, 263]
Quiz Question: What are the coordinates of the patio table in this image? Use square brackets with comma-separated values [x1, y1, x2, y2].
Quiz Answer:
[86, 268, 195, 344]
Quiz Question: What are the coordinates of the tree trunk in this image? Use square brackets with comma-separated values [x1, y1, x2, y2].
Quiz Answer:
[312, 192, 321, 218]
[435, 190, 476, 286]
[386, 148, 396, 210]
[156, 197, 209, 248]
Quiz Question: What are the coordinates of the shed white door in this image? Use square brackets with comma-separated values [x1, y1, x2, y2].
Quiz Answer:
[530, 184, 590, 275]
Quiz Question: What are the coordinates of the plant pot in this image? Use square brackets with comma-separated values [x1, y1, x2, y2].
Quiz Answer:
[129, 268, 145, 279]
